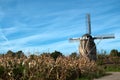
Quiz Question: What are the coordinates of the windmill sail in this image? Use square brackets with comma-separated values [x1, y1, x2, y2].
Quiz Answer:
[69, 38, 83, 42]
[93, 34, 115, 39]
[87, 14, 91, 35]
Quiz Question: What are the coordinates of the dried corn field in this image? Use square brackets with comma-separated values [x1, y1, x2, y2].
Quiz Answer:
[0, 54, 105, 80]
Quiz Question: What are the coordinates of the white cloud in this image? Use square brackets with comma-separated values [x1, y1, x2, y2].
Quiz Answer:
[1, 27, 18, 36]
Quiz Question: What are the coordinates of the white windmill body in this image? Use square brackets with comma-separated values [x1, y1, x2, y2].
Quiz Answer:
[69, 14, 115, 61]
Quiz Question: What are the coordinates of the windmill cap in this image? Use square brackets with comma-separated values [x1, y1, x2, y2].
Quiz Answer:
[82, 34, 92, 39]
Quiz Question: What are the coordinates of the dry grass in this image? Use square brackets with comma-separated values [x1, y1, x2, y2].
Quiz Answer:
[0, 54, 105, 80]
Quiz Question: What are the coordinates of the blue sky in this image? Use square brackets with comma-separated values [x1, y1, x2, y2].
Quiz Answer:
[0, 0, 120, 55]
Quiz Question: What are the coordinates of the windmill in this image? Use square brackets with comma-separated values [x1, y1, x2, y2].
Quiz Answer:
[69, 14, 115, 61]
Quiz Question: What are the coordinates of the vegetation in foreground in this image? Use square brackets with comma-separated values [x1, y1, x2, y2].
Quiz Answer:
[0, 49, 119, 80]
[97, 49, 120, 72]
[0, 50, 105, 80]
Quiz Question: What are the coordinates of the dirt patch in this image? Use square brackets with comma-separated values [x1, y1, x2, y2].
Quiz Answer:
[94, 72, 120, 80]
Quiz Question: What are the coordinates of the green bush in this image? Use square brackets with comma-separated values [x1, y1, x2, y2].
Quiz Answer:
[13, 64, 25, 79]
[0, 66, 5, 77]
[104, 64, 120, 72]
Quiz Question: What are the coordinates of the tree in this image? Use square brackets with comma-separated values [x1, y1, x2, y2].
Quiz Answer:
[110, 49, 119, 57]
[69, 52, 78, 58]
[119, 52, 120, 56]
[50, 50, 63, 60]
[6, 50, 15, 57]
[16, 50, 26, 58]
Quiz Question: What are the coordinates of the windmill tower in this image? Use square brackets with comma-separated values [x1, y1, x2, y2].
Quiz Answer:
[69, 14, 115, 61]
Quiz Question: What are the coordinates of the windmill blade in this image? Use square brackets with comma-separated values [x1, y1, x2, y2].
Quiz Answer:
[69, 38, 81, 42]
[86, 14, 91, 35]
[69, 37, 89, 42]
[93, 34, 115, 39]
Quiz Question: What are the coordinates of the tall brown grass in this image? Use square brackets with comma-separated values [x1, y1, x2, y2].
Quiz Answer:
[0, 54, 105, 80]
